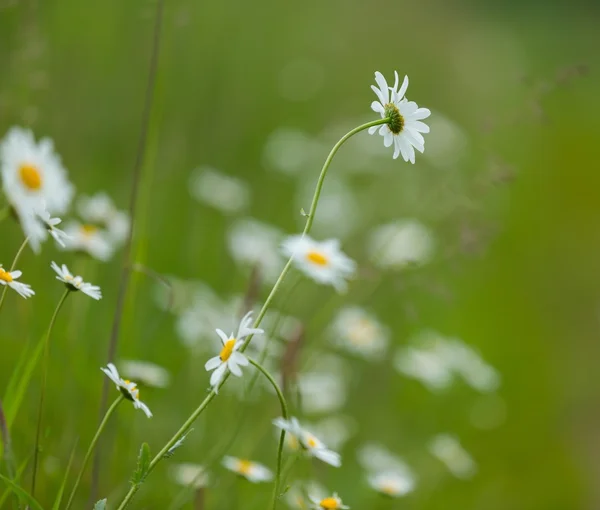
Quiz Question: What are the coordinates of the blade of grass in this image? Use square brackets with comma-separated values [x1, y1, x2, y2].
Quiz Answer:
[51, 439, 79, 510]
[0, 475, 43, 510]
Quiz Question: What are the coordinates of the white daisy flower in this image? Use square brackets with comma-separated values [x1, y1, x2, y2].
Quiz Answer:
[77, 192, 129, 245]
[329, 307, 389, 360]
[0, 264, 34, 299]
[222, 456, 273, 483]
[51, 261, 102, 300]
[37, 207, 70, 248]
[100, 363, 152, 418]
[309, 493, 349, 509]
[394, 345, 453, 391]
[61, 220, 114, 261]
[285, 481, 328, 510]
[273, 417, 341, 467]
[368, 220, 434, 270]
[357, 443, 416, 479]
[428, 434, 477, 479]
[189, 166, 250, 215]
[0, 126, 74, 215]
[282, 235, 356, 293]
[170, 463, 209, 489]
[369, 71, 431, 163]
[368, 471, 415, 498]
[204, 311, 263, 392]
[119, 360, 170, 388]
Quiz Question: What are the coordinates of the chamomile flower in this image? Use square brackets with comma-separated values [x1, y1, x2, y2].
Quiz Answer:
[51, 261, 102, 300]
[189, 166, 250, 214]
[101, 363, 152, 418]
[286, 481, 328, 510]
[204, 311, 263, 392]
[222, 456, 273, 483]
[119, 360, 170, 388]
[368, 220, 434, 270]
[170, 463, 210, 489]
[61, 220, 114, 261]
[329, 307, 389, 360]
[37, 207, 70, 248]
[77, 192, 129, 245]
[428, 434, 477, 479]
[309, 493, 349, 509]
[369, 71, 431, 163]
[282, 235, 356, 293]
[368, 471, 415, 498]
[273, 417, 341, 467]
[0, 265, 34, 299]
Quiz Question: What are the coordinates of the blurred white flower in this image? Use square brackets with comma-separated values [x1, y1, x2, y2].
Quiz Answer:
[101, 363, 152, 418]
[77, 192, 129, 245]
[222, 456, 273, 483]
[204, 312, 263, 392]
[282, 235, 356, 293]
[285, 480, 328, 510]
[273, 417, 341, 467]
[368, 471, 415, 498]
[422, 113, 468, 169]
[170, 463, 209, 489]
[189, 166, 250, 214]
[227, 218, 284, 283]
[310, 416, 356, 450]
[61, 220, 115, 261]
[309, 493, 349, 509]
[119, 360, 170, 388]
[369, 71, 431, 163]
[0, 264, 34, 299]
[357, 443, 415, 477]
[51, 261, 102, 300]
[440, 339, 501, 393]
[37, 207, 70, 248]
[368, 220, 434, 269]
[428, 434, 477, 479]
[394, 345, 453, 391]
[298, 372, 347, 415]
[329, 307, 389, 360]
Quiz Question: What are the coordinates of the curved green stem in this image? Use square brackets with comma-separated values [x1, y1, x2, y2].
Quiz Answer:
[0, 237, 29, 317]
[64, 395, 123, 510]
[247, 357, 289, 510]
[30, 288, 70, 497]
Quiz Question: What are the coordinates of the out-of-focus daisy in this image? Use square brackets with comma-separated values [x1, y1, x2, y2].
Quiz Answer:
[222, 456, 273, 483]
[428, 434, 477, 479]
[311, 416, 356, 451]
[285, 481, 328, 510]
[282, 235, 355, 293]
[368, 71, 431, 163]
[394, 345, 453, 391]
[368, 220, 434, 270]
[77, 192, 129, 245]
[51, 261, 102, 300]
[61, 220, 114, 261]
[0, 264, 34, 299]
[297, 372, 347, 415]
[101, 363, 152, 417]
[309, 492, 349, 509]
[227, 218, 284, 283]
[189, 166, 250, 215]
[329, 307, 389, 360]
[204, 311, 263, 392]
[440, 339, 500, 393]
[170, 463, 210, 489]
[37, 207, 70, 248]
[119, 360, 170, 388]
[368, 471, 415, 498]
[273, 417, 341, 467]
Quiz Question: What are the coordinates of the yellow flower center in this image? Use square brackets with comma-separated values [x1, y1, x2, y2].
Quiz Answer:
[81, 224, 98, 236]
[319, 497, 340, 509]
[381, 483, 398, 495]
[0, 268, 13, 283]
[220, 339, 236, 361]
[18, 164, 43, 190]
[123, 380, 139, 399]
[236, 459, 253, 475]
[306, 250, 328, 266]
[348, 319, 374, 345]
[306, 435, 318, 448]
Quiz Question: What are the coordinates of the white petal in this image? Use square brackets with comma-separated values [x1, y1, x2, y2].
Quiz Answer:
[204, 356, 221, 371]
[210, 363, 227, 388]
[397, 75, 409, 99]
[371, 101, 384, 114]
[216, 329, 230, 345]
[368, 126, 378, 135]
[231, 351, 249, 366]
[228, 359, 242, 377]
[411, 120, 430, 133]
[383, 132, 394, 148]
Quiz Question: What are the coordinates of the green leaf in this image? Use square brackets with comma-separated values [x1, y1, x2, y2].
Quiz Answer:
[0, 456, 29, 508]
[0, 474, 44, 510]
[52, 439, 79, 510]
[93, 499, 107, 509]
[131, 443, 151, 486]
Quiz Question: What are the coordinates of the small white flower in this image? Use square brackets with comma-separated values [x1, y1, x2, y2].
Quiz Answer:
[0, 264, 34, 299]
[222, 456, 273, 483]
[273, 417, 341, 467]
[428, 434, 477, 479]
[170, 463, 209, 489]
[204, 311, 263, 392]
[61, 220, 114, 261]
[309, 492, 349, 509]
[37, 207, 70, 248]
[329, 307, 389, 360]
[100, 363, 152, 418]
[282, 235, 355, 293]
[369, 71, 431, 163]
[189, 166, 250, 214]
[357, 443, 416, 477]
[51, 261, 102, 300]
[368, 471, 415, 498]
[285, 481, 328, 510]
[119, 360, 170, 388]
[368, 220, 434, 270]
[77, 192, 129, 245]
[394, 345, 453, 391]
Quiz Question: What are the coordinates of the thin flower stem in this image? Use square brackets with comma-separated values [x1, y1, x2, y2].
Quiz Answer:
[0, 236, 29, 317]
[64, 395, 124, 510]
[30, 288, 70, 497]
[114, 117, 388, 509]
[246, 357, 289, 510]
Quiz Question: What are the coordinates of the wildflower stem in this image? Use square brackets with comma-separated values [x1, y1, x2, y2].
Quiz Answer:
[0, 236, 29, 317]
[64, 395, 124, 510]
[30, 288, 70, 497]
[247, 357, 289, 510]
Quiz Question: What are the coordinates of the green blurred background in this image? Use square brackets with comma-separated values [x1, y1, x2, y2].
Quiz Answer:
[1, 0, 599, 508]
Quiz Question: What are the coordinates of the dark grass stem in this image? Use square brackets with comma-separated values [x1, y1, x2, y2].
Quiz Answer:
[0, 236, 29, 317]
[30, 289, 70, 497]
[90, 0, 165, 501]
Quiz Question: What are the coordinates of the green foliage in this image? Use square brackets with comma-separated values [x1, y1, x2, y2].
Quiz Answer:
[0, 475, 44, 510]
[131, 443, 151, 487]
[51, 441, 78, 510]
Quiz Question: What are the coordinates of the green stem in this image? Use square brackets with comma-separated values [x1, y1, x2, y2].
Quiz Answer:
[247, 357, 289, 510]
[0, 237, 29, 317]
[30, 288, 70, 497]
[64, 395, 124, 510]
[113, 117, 388, 509]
